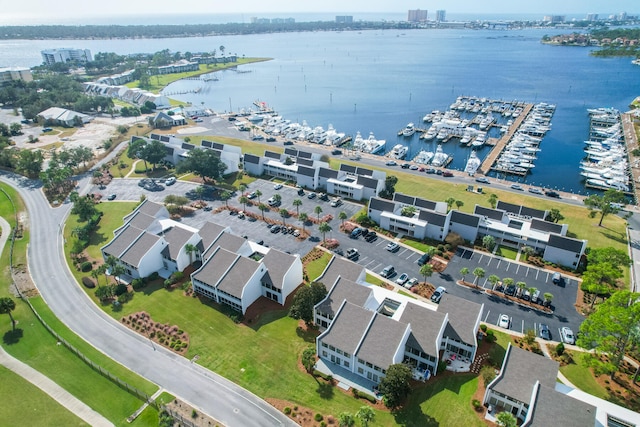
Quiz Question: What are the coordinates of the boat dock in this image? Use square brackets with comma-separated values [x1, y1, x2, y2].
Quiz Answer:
[621, 112, 639, 200]
[479, 103, 533, 175]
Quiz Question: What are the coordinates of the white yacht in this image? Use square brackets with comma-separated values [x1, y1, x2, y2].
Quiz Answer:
[464, 150, 481, 175]
[402, 123, 416, 137]
[361, 132, 386, 154]
[414, 150, 434, 165]
[431, 145, 450, 167]
[390, 144, 409, 160]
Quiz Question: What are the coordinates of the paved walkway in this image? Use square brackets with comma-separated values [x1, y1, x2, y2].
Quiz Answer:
[0, 216, 113, 426]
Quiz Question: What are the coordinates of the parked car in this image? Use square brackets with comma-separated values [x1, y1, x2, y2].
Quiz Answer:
[425, 168, 436, 174]
[395, 273, 409, 286]
[442, 171, 454, 177]
[346, 248, 359, 259]
[385, 160, 397, 166]
[406, 278, 418, 289]
[380, 265, 395, 278]
[528, 187, 542, 194]
[271, 225, 281, 233]
[237, 211, 245, 219]
[521, 289, 531, 301]
[164, 176, 176, 186]
[475, 177, 490, 184]
[431, 286, 446, 303]
[531, 289, 541, 304]
[364, 231, 377, 242]
[350, 228, 363, 239]
[267, 198, 280, 207]
[417, 253, 431, 266]
[107, 194, 117, 200]
[510, 184, 524, 191]
[505, 284, 516, 296]
[498, 314, 510, 329]
[318, 193, 329, 201]
[401, 163, 410, 169]
[386, 242, 400, 252]
[330, 197, 342, 207]
[539, 324, 551, 340]
[247, 191, 257, 199]
[283, 140, 294, 145]
[297, 188, 305, 196]
[203, 205, 212, 211]
[561, 327, 575, 345]
[274, 183, 283, 190]
[307, 192, 316, 199]
[266, 137, 276, 142]
[545, 190, 560, 198]
[251, 134, 264, 141]
[409, 164, 419, 170]
[552, 272, 562, 285]
[331, 149, 342, 155]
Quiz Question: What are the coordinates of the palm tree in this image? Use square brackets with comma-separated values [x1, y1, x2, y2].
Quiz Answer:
[280, 208, 289, 225]
[314, 205, 323, 221]
[220, 190, 231, 208]
[112, 264, 126, 284]
[516, 281, 527, 297]
[293, 198, 303, 215]
[355, 406, 375, 427]
[238, 183, 248, 194]
[445, 197, 455, 212]
[239, 195, 249, 212]
[255, 189, 262, 204]
[420, 263, 433, 284]
[488, 274, 500, 290]
[528, 287, 537, 302]
[502, 277, 514, 293]
[185, 243, 197, 266]
[299, 212, 309, 232]
[488, 193, 498, 209]
[338, 412, 355, 427]
[338, 211, 347, 226]
[472, 267, 485, 287]
[459, 267, 469, 283]
[91, 268, 102, 286]
[272, 193, 282, 205]
[318, 222, 332, 242]
[0, 297, 17, 331]
[258, 203, 269, 220]
[455, 200, 464, 210]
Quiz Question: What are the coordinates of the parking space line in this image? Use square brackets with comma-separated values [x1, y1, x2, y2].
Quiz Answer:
[515, 264, 520, 275]
[364, 259, 377, 268]
[405, 252, 415, 260]
[496, 259, 501, 269]
[483, 310, 491, 322]
[520, 319, 525, 334]
[481, 278, 488, 289]
[398, 248, 409, 256]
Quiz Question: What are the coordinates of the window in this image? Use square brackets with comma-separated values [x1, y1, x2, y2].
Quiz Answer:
[357, 367, 364, 374]
[344, 361, 350, 368]
[321, 342, 328, 348]
[322, 351, 327, 357]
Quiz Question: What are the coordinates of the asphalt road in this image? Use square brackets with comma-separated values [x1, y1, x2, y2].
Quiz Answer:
[1, 171, 296, 427]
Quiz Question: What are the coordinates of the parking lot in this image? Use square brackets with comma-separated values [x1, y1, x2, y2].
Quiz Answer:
[101, 175, 584, 339]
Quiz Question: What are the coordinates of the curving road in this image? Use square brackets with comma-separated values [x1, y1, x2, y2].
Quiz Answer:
[0, 171, 295, 427]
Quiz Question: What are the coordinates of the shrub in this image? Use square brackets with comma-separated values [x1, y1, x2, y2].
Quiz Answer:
[117, 292, 133, 304]
[314, 413, 323, 422]
[80, 261, 93, 272]
[320, 422, 327, 427]
[555, 342, 565, 356]
[472, 399, 482, 411]
[480, 324, 487, 332]
[82, 276, 96, 288]
[485, 329, 496, 343]
[437, 360, 448, 374]
[114, 283, 128, 296]
[164, 279, 173, 289]
[480, 365, 496, 386]
[283, 407, 291, 415]
[191, 409, 197, 419]
[131, 278, 146, 290]
[148, 272, 159, 281]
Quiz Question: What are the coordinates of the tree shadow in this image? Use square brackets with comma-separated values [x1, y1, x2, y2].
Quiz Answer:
[601, 232, 628, 245]
[3, 328, 24, 345]
[295, 325, 319, 343]
[392, 404, 437, 426]
[315, 379, 334, 400]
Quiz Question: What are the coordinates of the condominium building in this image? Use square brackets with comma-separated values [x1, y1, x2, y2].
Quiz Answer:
[41, 48, 92, 64]
[0, 67, 33, 85]
[408, 9, 428, 23]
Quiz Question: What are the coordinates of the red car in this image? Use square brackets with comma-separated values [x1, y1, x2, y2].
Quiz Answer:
[442, 171, 454, 177]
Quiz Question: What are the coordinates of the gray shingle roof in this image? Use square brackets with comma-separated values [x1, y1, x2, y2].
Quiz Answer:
[437, 293, 482, 345]
[298, 165, 315, 177]
[162, 226, 195, 260]
[102, 224, 144, 258]
[340, 164, 356, 173]
[394, 193, 415, 205]
[531, 218, 563, 234]
[474, 205, 504, 221]
[319, 167, 338, 179]
[198, 221, 227, 252]
[124, 211, 156, 231]
[369, 197, 395, 213]
[451, 210, 481, 227]
[491, 345, 559, 404]
[297, 150, 312, 159]
[203, 232, 245, 259]
[356, 314, 408, 369]
[316, 277, 372, 317]
[201, 140, 212, 148]
[136, 200, 166, 218]
[316, 256, 364, 286]
[321, 302, 374, 356]
[192, 247, 237, 287]
[357, 175, 378, 189]
[526, 384, 596, 427]
[418, 210, 447, 227]
[356, 167, 373, 177]
[120, 232, 161, 267]
[261, 248, 297, 290]
[547, 234, 585, 253]
[264, 151, 281, 159]
[216, 256, 260, 299]
[244, 153, 260, 164]
[400, 302, 446, 357]
[415, 197, 437, 211]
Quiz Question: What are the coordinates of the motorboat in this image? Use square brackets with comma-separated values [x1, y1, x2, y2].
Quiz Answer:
[431, 145, 450, 167]
[390, 144, 408, 160]
[402, 123, 416, 137]
[464, 150, 481, 175]
[414, 150, 434, 165]
[360, 132, 386, 154]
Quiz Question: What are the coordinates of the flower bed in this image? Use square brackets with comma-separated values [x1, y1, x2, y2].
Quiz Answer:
[121, 311, 189, 355]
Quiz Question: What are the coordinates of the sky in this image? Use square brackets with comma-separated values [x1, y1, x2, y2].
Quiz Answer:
[2, 0, 637, 25]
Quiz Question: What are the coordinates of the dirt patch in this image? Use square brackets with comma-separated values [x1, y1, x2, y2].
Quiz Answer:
[163, 396, 225, 427]
[10, 265, 38, 297]
[267, 398, 329, 427]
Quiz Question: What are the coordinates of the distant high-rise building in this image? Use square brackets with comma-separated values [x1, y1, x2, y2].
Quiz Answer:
[41, 48, 92, 65]
[586, 13, 598, 21]
[336, 16, 353, 23]
[436, 10, 446, 22]
[543, 15, 565, 23]
[618, 12, 628, 21]
[408, 9, 428, 23]
[0, 67, 33, 85]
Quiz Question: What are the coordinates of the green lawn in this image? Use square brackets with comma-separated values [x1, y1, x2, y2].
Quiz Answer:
[366, 273, 387, 287]
[496, 246, 518, 260]
[398, 374, 483, 426]
[559, 352, 609, 399]
[0, 365, 88, 426]
[398, 290, 417, 299]
[401, 239, 434, 254]
[486, 328, 511, 366]
[304, 251, 333, 281]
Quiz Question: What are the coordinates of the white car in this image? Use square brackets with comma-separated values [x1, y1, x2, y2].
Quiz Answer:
[510, 184, 523, 191]
[385, 242, 400, 252]
[165, 177, 176, 185]
[561, 327, 575, 345]
[273, 183, 283, 190]
[498, 314, 510, 329]
[431, 286, 446, 303]
[395, 273, 409, 286]
[405, 278, 418, 289]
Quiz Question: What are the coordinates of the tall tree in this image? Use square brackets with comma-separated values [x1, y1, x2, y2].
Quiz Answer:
[239, 195, 249, 212]
[254, 189, 262, 204]
[482, 235, 496, 251]
[420, 263, 433, 284]
[0, 297, 17, 331]
[314, 205, 323, 221]
[545, 208, 564, 223]
[444, 197, 456, 212]
[258, 203, 268, 220]
[141, 139, 167, 171]
[488, 274, 500, 289]
[578, 290, 640, 379]
[472, 267, 485, 287]
[338, 413, 355, 427]
[459, 267, 469, 283]
[338, 211, 347, 226]
[299, 212, 308, 232]
[583, 189, 626, 226]
[378, 363, 411, 408]
[185, 243, 197, 265]
[355, 406, 375, 427]
[289, 281, 327, 324]
[176, 148, 227, 183]
[301, 347, 316, 373]
[220, 191, 231, 208]
[488, 193, 498, 209]
[128, 137, 148, 171]
[292, 198, 303, 215]
[279, 208, 289, 225]
[318, 222, 332, 242]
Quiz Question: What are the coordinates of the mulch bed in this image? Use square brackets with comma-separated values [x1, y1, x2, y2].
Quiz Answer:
[121, 311, 189, 355]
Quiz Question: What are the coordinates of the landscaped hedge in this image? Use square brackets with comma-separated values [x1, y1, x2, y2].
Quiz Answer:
[80, 261, 93, 272]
